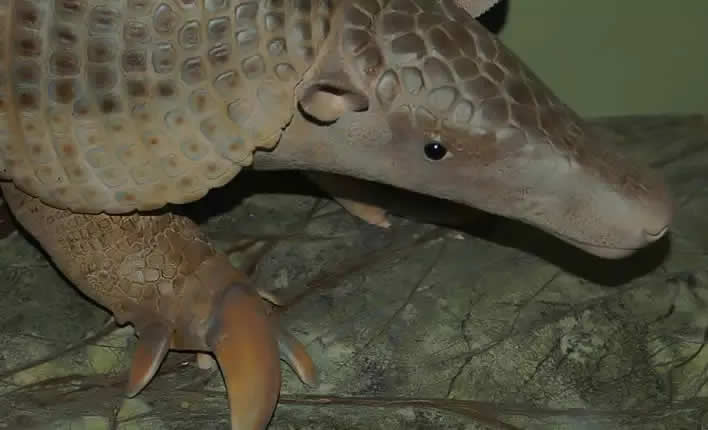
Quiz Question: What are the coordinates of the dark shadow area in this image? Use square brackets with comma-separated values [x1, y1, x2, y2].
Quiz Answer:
[0, 200, 16, 240]
[181, 168, 670, 288]
[478, 211, 672, 287]
[176, 168, 324, 222]
[477, 0, 510, 34]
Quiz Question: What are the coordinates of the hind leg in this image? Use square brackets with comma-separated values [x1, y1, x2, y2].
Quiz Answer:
[1, 183, 316, 429]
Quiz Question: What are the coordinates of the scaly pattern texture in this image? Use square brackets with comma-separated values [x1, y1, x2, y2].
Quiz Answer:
[1, 181, 243, 327]
[332, 0, 666, 225]
[0, 0, 332, 214]
[342, 0, 583, 156]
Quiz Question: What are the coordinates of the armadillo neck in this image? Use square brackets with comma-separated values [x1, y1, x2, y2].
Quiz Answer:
[0, 0, 332, 214]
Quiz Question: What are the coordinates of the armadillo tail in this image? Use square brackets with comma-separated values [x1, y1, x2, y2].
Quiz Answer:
[207, 284, 282, 430]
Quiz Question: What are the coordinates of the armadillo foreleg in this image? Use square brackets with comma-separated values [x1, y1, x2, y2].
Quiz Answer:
[0, 183, 316, 429]
[305, 171, 392, 228]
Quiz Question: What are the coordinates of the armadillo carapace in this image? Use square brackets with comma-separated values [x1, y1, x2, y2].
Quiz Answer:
[0, 0, 325, 214]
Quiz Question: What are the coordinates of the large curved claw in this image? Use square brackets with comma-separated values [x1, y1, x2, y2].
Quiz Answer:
[255, 289, 318, 387]
[207, 285, 282, 430]
[125, 321, 171, 398]
[278, 327, 318, 387]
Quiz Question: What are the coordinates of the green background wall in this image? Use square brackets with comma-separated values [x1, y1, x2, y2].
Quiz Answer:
[497, 0, 708, 117]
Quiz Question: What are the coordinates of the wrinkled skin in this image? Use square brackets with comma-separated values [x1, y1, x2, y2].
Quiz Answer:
[0, 0, 673, 429]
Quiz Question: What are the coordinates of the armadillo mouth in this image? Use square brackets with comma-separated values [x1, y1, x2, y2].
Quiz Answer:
[563, 239, 641, 259]
[644, 225, 669, 241]
[546, 225, 669, 260]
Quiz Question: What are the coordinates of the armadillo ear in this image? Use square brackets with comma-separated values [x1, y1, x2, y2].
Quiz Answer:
[298, 83, 369, 123]
[455, 0, 501, 18]
[125, 321, 171, 397]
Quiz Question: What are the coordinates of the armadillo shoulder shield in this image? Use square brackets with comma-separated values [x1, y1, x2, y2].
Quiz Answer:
[0, 0, 331, 213]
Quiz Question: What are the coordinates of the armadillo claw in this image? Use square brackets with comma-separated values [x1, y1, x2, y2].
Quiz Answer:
[207, 284, 283, 430]
[335, 197, 392, 228]
[125, 321, 171, 398]
[305, 172, 392, 228]
[278, 327, 318, 387]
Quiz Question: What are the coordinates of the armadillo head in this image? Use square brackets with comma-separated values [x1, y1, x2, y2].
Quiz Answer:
[264, 0, 672, 259]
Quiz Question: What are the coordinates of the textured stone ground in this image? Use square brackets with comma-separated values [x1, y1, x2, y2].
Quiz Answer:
[0, 115, 706, 429]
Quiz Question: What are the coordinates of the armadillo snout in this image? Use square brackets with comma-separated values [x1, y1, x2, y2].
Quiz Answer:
[528, 161, 674, 260]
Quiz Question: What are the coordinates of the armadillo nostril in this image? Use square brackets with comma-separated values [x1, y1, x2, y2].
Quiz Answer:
[644, 225, 669, 242]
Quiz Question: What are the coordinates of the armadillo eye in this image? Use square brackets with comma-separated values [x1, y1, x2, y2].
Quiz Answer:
[424, 141, 448, 161]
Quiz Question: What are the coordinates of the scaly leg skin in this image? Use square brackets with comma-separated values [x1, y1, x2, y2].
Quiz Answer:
[1, 183, 317, 430]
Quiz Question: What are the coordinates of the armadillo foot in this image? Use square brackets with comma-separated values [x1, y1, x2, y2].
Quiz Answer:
[126, 320, 171, 397]
[254, 289, 318, 386]
[332, 197, 392, 228]
[206, 284, 318, 428]
[1, 183, 317, 429]
[305, 172, 391, 228]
